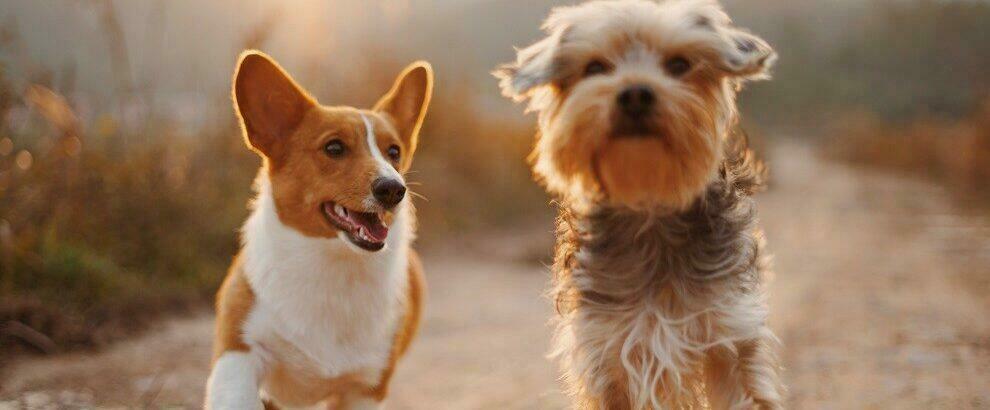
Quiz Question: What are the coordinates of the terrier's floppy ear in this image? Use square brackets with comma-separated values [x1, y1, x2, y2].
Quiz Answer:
[493, 28, 566, 101]
[232, 50, 317, 157]
[374, 61, 434, 164]
[711, 27, 776, 80]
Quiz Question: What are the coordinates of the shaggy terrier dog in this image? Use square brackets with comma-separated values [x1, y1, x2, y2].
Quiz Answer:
[495, 0, 785, 408]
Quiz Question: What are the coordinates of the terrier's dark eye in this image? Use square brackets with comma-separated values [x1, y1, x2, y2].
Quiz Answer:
[584, 60, 609, 77]
[387, 145, 401, 162]
[324, 139, 346, 157]
[665, 56, 692, 77]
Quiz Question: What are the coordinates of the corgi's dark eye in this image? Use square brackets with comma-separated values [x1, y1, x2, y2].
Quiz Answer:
[665, 56, 692, 77]
[387, 145, 401, 162]
[324, 139, 346, 157]
[584, 60, 609, 77]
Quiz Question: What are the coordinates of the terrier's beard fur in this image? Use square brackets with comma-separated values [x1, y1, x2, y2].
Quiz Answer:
[531, 78, 735, 211]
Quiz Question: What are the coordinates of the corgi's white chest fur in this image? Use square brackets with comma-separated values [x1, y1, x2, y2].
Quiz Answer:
[240, 176, 411, 380]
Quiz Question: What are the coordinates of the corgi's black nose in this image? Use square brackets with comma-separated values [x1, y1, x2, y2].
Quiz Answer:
[372, 177, 406, 209]
[617, 85, 655, 118]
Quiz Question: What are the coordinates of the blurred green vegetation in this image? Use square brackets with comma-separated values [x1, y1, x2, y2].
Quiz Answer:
[0, 77, 257, 356]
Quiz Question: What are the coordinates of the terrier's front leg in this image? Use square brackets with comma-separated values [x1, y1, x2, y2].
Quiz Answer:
[205, 350, 266, 410]
[736, 336, 784, 410]
[705, 333, 784, 410]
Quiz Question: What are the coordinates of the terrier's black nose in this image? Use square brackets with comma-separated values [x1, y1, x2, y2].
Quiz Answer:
[617, 85, 656, 117]
[372, 177, 406, 208]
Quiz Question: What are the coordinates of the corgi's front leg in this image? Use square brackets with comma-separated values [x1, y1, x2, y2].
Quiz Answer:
[205, 350, 266, 410]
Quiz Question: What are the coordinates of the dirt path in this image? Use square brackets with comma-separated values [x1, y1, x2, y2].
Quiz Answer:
[2, 141, 989, 409]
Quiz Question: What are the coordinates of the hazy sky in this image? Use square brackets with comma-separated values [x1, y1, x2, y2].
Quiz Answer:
[0, 0, 878, 125]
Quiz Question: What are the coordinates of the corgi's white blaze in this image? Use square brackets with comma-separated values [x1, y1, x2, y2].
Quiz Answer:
[360, 113, 406, 216]
[361, 114, 403, 182]
[233, 174, 412, 403]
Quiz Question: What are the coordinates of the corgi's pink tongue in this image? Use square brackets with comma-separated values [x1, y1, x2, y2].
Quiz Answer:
[348, 211, 388, 243]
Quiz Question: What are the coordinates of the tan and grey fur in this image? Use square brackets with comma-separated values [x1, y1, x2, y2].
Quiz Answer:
[552, 138, 782, 409]
[495, 0, 784, 408]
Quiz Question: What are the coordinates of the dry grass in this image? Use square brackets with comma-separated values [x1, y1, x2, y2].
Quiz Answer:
[413, 84, 550, 240]
[827, 97, 990, 203]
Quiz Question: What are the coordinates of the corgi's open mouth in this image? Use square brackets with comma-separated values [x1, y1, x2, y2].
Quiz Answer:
[322, 202, 388, 252]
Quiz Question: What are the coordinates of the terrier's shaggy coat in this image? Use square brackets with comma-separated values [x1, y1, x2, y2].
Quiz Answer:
[551, 139, 781, 409]
[496, 0, 785, 408]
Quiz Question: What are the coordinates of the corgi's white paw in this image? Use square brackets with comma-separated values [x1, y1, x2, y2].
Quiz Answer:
[204, 351, 264, 410]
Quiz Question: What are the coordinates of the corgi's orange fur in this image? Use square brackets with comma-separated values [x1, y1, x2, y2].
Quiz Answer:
[205, 51, 432, 410]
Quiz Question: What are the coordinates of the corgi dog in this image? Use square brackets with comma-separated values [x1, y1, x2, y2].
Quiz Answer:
[205, 51, 432, 410]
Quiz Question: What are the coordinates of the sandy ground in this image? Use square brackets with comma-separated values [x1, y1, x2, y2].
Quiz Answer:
[1, 141, 988, 409]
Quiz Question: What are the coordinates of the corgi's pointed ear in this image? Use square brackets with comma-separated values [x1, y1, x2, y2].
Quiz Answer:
[232, 50, 316, 156]
[374, 61, 433, 162]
